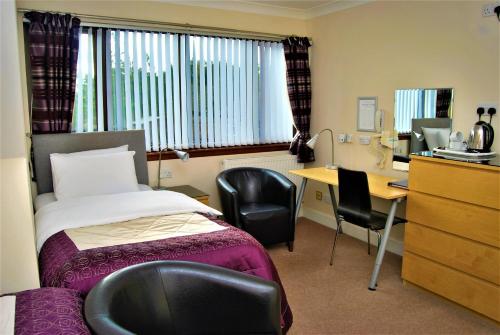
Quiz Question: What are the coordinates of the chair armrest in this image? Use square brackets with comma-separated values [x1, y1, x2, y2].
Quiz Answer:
[265, 171, 297, 208]
[216, 175, 242, 228]
[265, 171, 296, 242]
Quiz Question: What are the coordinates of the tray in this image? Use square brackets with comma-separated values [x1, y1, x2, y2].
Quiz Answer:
[433, 148, 497, 158]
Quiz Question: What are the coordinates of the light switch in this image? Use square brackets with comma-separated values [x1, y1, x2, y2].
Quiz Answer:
[359, 135, 371, 145]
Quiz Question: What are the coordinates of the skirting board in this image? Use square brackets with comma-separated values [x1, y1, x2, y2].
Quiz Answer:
[301, 207, 404, 256]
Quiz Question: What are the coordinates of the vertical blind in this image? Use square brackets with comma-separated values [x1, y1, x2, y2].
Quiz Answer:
[73, 28, 293, 151]
[394, 89, 437, 133]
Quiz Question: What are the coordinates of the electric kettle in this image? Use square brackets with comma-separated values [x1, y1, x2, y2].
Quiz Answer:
[467, 108, 495, 153]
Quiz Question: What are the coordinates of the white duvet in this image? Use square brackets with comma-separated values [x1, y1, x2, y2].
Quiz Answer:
[34, 190, 221, 252]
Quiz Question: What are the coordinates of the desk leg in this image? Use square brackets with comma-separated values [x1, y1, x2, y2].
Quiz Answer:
[295, 178, 308, 225]
[368, 198, 400, 290]
[327, 184, 341, 232]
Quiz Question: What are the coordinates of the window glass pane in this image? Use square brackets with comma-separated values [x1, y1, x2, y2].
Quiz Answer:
[73, 31, 96, 132]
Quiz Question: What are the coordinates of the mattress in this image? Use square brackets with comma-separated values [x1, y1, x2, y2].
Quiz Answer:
[2, 288, 90, 335]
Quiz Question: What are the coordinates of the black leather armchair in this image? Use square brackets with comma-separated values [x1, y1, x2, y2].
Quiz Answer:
[216, 167, 296, 251]
[84, 261, 282, 335]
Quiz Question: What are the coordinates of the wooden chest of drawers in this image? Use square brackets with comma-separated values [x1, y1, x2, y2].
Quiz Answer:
[403, 155, 500, 321]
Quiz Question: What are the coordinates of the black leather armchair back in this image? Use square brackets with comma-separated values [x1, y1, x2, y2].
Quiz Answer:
[217, 167, 296, 250]
[337, 167, 372, 227]
[224, 168, 293, 205]
[85, 261, 282, 335]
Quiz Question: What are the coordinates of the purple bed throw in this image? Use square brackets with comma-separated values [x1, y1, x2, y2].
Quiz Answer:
[12, 288, 90, 335]
[39, 215, 293, 331]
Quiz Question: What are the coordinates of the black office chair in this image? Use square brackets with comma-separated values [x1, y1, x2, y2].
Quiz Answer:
[330, 167, 405, 265]
[85, 261, 282, 335]
[216, 167, 296, 251]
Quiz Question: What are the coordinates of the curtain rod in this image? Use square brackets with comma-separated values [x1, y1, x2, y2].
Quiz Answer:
[17, 8, 311, 43]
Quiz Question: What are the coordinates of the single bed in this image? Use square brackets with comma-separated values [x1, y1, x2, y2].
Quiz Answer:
[1, 288, 90, 335]
[32, 130, 292, 331]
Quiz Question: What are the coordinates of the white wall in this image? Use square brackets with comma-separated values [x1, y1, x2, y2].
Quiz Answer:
[302, 0, 499, 251]
[0, 0, 39, 294]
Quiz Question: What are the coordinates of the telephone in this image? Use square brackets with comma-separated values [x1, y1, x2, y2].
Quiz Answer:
[370, 110, 399, 168]
[375, 109, 385, 133]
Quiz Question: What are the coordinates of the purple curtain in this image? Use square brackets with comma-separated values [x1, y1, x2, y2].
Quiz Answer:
[283, 37, 314, 163]
[25, 12, 80, 134]
[435, 88, 452, 118]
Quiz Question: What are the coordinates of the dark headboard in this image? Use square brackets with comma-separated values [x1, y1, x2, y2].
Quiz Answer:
[32, 130, 149, 194]
[410, 118, 452, 154]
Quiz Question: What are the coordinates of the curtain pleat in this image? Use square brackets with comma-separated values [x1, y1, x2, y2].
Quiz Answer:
[436, 89, 453, 118]
[25, 11, 81, 134]
[283, 36, 314, 163]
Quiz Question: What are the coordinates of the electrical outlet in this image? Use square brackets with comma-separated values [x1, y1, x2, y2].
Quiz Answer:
[482, 2, 500, 17]
[160, 169, 172, 178]
[337, 134, 346, 143]
[315, 191, 323, 201]
[346, 134, 353, 143]
[477, 103, 498, 120]
[477, 103, 498, 111]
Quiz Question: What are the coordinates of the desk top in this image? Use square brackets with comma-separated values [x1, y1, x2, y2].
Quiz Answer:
[289, 167, 407, 200]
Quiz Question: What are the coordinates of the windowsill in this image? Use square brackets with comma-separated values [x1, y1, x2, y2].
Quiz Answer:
[147, 143, 290, 161]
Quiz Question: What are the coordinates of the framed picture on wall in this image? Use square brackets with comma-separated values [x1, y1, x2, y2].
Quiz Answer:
[357, 97, 378, 132]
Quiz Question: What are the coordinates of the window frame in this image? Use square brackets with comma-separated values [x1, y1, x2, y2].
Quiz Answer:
[75, 26, 293, 160]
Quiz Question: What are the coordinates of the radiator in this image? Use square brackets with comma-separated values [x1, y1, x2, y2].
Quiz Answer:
[221, 154, 304, 187]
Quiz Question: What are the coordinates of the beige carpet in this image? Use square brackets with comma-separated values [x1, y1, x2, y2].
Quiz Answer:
[267, 218, 499, 335]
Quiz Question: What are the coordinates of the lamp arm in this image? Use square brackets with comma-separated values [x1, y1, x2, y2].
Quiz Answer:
[319, 128, 335, 165]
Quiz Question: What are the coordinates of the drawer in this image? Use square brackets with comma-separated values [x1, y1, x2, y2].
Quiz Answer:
[406, 191, 499, 247]
[405, 223, 500, 284]
[409, 158, 500, 209]
[402, 251, 500, 322]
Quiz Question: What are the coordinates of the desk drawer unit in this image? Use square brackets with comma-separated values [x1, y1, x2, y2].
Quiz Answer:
[404, 155, 500, 322]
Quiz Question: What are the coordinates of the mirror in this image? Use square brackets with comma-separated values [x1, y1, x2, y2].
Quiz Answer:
[392, 88, 454, 171]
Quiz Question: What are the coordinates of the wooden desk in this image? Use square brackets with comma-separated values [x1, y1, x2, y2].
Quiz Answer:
[289, 167, 407, 290]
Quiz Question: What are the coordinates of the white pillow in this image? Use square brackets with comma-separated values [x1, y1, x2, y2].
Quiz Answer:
[34, 184, 152, 211]
[421, 127, 451, 150]
[50, 151, 140, 200]
[55, 145, 128, 157]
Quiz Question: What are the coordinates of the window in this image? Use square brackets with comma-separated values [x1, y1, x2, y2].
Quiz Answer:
[74, 27, 293, 152]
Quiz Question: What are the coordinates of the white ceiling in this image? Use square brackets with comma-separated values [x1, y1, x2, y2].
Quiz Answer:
[244, 1, 333, 10]
[165, 1, 373, 19]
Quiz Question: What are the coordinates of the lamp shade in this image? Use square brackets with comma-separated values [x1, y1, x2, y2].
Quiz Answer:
[174, 150, 189, 161]
[306, 134, 320, 149]
[413, 131, 425, 142]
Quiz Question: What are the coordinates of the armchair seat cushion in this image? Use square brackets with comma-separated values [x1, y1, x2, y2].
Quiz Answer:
[240, 203, 290, 245]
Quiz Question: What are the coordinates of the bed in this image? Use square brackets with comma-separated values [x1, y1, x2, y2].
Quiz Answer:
[1, 288, 90, 335]
[32, 130, 292, 331]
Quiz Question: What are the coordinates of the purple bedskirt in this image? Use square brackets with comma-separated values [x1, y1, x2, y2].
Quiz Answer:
[11, 287, 90, 335]
[39, 215, 293, 331]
